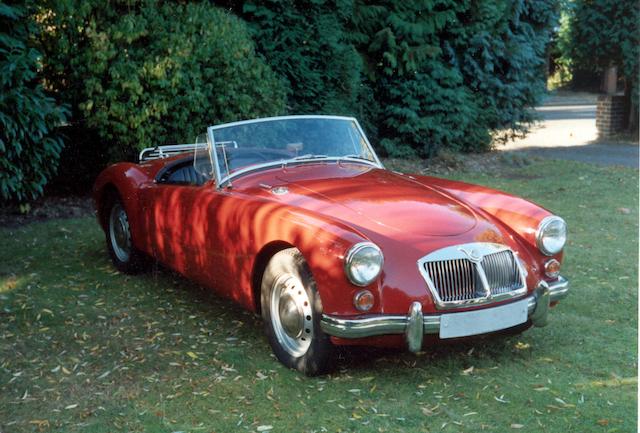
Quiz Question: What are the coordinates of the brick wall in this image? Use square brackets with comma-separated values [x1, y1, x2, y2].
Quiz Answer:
[596, 95, 626, 137]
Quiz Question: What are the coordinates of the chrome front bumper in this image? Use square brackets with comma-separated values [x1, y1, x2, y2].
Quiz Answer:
[320, 276, 569, 353]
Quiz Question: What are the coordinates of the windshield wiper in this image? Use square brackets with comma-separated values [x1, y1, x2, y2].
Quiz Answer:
[340, 154, 370, 161]
[291, 154, 329, 160]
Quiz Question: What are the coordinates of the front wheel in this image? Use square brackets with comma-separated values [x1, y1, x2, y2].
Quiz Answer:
[261, 248, 334, 375]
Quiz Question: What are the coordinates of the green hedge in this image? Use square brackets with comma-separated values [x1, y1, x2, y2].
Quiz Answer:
[234, 0, 557, 157]
[563, 0, 639, 127]
[15, 0, 558, 199]
[0, 2, 68, 202]
[39, 1, 286, 159]
[240, 0, 377, 135]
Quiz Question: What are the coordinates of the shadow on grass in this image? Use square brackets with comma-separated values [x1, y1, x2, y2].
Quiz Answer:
[133, 258, 527, 376]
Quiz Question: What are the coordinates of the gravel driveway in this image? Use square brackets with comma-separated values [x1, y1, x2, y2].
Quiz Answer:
[498, 94, 638, 168]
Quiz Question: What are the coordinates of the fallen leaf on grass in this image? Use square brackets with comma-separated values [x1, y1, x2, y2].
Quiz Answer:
[186, 351, 198, 360]
[511, 424, 524, 429]
[494, 395, 509, 403]
[421, 407, 434, 416]
[576, 377, 637, 388]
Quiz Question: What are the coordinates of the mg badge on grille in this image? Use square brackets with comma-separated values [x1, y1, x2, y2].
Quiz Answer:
[459, 247, 483, 263]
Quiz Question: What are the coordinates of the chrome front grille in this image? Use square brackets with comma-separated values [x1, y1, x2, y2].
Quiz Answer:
[482, 250, 522, 295]
[418, 243, 527, 309]
[424, 259, 480, 302]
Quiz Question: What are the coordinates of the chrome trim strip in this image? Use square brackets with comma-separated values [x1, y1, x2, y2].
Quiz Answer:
[139, 143, 208, 162]
[319, 315, 408, 338]
[319, 275, 569, 349]
[417, 242, 527, 310]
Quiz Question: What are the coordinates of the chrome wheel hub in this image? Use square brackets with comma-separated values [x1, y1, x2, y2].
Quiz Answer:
[109, 203, 132, 262]
[270, 274, 313, 357]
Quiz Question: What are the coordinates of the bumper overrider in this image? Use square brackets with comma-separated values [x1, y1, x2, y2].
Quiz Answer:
[320, 276, 569, 352]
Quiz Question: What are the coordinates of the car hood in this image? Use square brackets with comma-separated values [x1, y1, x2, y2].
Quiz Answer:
[267, 164, 482, 238]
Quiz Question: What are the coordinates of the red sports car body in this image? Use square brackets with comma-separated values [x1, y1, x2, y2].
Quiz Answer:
[94, 115, 569, 375]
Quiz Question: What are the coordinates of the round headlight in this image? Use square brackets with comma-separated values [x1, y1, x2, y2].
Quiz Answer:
[536, 216, 567, 256]
[344, 242, 384, 286]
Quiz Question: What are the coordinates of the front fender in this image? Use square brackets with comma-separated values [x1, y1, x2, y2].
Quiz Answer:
[214, 192, 376, 315]
[93, 163, 152, 250]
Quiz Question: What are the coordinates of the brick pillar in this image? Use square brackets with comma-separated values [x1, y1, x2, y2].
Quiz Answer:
[596, 94, 626, 138]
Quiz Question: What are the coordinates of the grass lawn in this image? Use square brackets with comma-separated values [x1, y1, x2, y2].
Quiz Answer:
[1, 159, 637, 433]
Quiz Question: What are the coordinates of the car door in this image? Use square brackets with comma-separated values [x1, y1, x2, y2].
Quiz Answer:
[142, 159, 224, 284]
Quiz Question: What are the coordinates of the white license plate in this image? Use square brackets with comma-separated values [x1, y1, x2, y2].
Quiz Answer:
[439, 299, 529, 339]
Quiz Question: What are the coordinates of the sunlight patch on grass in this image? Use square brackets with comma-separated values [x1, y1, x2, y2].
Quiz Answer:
[0, 274, 25, 293]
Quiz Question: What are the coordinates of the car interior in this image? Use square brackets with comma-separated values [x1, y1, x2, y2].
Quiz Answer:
[156, 147, 295, 186]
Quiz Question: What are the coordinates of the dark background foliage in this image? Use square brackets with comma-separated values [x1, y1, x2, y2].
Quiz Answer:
[230, 0, 558, 157]
[565, 0, 639, 128]
[38, 0, 286, 161]
[0, 2, 68, 201]
[4, 0, 637, 202]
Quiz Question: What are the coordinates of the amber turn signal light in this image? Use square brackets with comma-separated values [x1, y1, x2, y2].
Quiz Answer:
[353, 290, 375, 311]
[544, 259, 561, 278]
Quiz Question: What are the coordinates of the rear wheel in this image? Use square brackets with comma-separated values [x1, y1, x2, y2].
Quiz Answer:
[105, 197, 148, 274]
[261, 248, 334, 375]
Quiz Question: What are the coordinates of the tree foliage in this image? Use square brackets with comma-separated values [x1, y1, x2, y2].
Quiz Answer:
[0, 1, 68, 202]
[565, 0, 639, 118]
[236, 0, 557, 157]
[3, 0, 560, 203]
[39, 1, 286, 158]
[239, 1, 373, 123]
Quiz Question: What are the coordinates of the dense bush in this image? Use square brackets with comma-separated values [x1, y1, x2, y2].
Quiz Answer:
[238, 0, 376, 132]
[39, 1, 286, 159]
[234, 0, 557, 157]
[0, 1, 68, 202]
[351, 1, 486, 156]
[563, 0, 639, 128]
[353, 0, 557, 156]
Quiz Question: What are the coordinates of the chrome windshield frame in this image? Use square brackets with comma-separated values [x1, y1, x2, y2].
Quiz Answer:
[205, 115, 383, 188]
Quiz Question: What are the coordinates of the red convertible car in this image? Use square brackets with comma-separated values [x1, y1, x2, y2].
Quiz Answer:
[94, 115, 569, 375]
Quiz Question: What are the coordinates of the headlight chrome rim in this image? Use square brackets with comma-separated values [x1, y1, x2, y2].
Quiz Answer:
[344, 242, 384, 286]
[536, 215, 567, 256]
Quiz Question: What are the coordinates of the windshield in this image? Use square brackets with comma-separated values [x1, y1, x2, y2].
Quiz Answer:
[208, 116, 379, 183]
